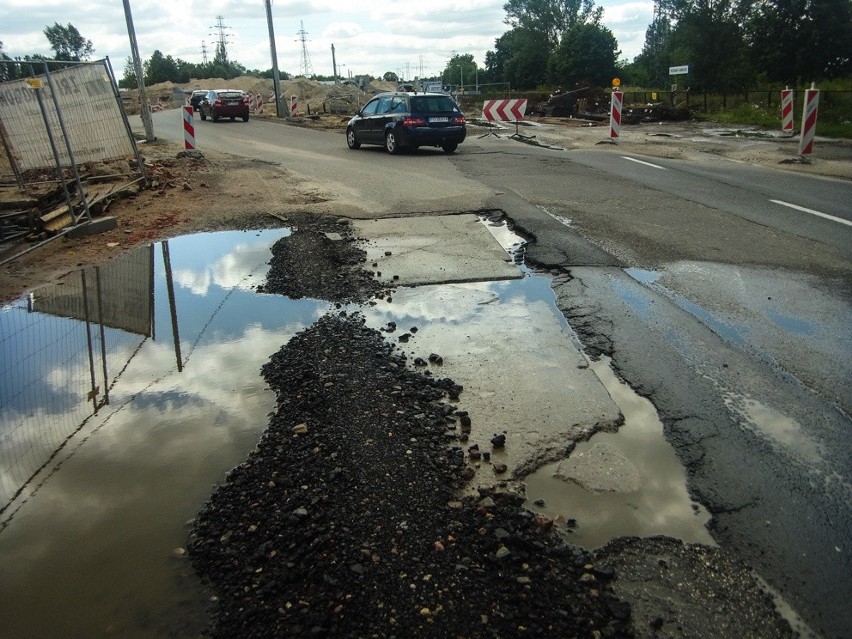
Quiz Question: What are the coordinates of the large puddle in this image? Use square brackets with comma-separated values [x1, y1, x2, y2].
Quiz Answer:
[0, 224, 711, 636]
[0, 229, 328, 638]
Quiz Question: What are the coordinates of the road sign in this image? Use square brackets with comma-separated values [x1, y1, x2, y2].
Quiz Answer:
[482, 99, 527, 122]
[669, 65, 689, 75]
[612, 77, 621, 88]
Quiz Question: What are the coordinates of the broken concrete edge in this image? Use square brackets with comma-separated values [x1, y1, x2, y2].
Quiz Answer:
[508, 414, 626, 482]
[65, 216, 118, 238]
[374, 272, 523, 288]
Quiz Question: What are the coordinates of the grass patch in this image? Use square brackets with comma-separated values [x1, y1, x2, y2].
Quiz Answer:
[706, 103, 851, 138]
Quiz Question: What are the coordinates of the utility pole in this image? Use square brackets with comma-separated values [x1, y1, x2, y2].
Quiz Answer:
[264, 0, 282, 117]
[121, 0, 154, 141]
[331, 44, 339, 84]
[201, 40, 208, 65]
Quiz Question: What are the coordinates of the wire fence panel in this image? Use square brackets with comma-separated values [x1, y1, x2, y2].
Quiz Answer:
[0, 61, 137, 171]
[0, 246, 153, 513]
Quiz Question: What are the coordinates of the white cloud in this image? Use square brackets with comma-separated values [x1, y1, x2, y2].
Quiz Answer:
[1, 1, 653, 76]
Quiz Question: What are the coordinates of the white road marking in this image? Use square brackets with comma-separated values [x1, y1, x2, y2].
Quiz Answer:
[621, 156, 667, 170]
[769, 199, 852, 227]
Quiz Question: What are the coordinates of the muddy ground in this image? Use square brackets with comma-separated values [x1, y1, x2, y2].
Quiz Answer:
[0, 116, 845, 637]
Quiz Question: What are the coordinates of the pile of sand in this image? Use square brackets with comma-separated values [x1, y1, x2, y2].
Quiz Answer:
[126, 76, 396, 116]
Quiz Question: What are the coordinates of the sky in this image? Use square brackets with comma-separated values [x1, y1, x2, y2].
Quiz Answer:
[0, 0, 653, 81]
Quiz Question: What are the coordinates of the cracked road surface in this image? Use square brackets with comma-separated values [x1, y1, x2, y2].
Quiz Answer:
[145, 110, 852, 637]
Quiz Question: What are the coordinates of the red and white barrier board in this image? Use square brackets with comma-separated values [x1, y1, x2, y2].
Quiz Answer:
[798, 88, 819, 157]
[182, 106, 195, 150]
[256, 92, 264, 115]
[609, 90, 623, 142]
[781, 89, 794, 133]
[482, 99, 527, 122]
[290, 95, 298, 118]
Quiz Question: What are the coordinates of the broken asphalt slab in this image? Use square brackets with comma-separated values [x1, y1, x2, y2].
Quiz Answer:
[352, 213, 623, 484]
[352, 213, 522, 286]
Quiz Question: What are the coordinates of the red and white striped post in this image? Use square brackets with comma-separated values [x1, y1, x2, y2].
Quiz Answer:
[256, 92, 264, 115]
[798, 85, 819, 158]
[780, 88, 794, 133]
[609, 89, 623, 143]
[182, 106, 195, 150]
[290, 95, 298, 118]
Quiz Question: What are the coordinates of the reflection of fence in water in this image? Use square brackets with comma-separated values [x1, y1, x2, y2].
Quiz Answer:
[0, 246, 153, 512]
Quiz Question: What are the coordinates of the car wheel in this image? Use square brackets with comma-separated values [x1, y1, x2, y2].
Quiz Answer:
[243, 114, 249, 122]
[212, 110, 219, 122]
[200, 111, 207, 121]
[230, 116, 235, 121]
[346, 128, 361, 149]
[384, 130, 400, 155]
[442, 143, 458, 154]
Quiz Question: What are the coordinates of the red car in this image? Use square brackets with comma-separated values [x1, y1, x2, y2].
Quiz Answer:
[199, 89, 250, 122]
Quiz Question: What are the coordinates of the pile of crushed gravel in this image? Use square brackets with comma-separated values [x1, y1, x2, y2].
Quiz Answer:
[188, 312, 633, 638]
[258, 213, 386, 304]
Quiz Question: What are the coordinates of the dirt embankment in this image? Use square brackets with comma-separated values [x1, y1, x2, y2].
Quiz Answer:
[125, 75, 396, 116]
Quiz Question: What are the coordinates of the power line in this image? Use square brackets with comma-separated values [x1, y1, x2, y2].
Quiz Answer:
[296, 20, 314, 77]
[210, 15, 231, 65]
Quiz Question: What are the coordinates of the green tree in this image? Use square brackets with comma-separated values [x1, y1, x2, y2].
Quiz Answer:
[747, 0, 852, 83]
[119, 57, 137, 89]
[144, 50, 177, 84]
[491, 0, 610, 88]
[659, 0, 754, 91]
[441, 53, 478, 89]
[43, 22, 94, 61]
[631, 9, 674, 87]
[383, 71, 399, 82]
[550, 22, 619, 87]
[487, 28, 552, 88]
[503, 0, 603, 47]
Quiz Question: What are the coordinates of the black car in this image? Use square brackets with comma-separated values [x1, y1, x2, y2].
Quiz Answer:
[199, 89, 250, 122]
[346, 92, 466, 154]
[189, 89, 207, 111]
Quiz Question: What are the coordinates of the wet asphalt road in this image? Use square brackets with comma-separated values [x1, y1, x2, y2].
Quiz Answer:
[148, 110, 852, 637]
[459, 144, 851, 638]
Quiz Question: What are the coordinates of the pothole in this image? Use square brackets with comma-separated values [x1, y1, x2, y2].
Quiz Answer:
[524, 357, 714, 550]
[359, 215, 714, 549]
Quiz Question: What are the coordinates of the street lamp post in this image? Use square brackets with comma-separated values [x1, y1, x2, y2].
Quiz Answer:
[456, 65, 464, 93]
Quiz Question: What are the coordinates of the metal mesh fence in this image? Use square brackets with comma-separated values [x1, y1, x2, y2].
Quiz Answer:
[0, 246, 153, 514]
[0, 59, 140, 174]
[0, 58, 145, 260]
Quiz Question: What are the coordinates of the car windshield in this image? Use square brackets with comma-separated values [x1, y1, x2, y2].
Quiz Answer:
[218, 91, 243, 100]
[410, 96, 457, 113]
